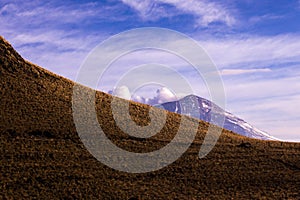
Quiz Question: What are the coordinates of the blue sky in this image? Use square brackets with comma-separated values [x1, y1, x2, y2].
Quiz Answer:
[1, 0, 300, 141]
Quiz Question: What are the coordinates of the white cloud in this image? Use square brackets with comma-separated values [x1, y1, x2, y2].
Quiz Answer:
[112, 86, 131, 100]
[113, 86, 181, 105]
[155, 87, 178, 103]
[132, 87, 180, 105]
[121, 0, 236, 27]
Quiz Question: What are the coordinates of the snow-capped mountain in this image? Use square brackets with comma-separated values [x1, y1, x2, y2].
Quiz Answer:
[154, 95, 277, 140]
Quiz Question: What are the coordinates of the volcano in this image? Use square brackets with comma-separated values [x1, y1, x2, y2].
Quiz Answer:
[155, 95, 278, 140]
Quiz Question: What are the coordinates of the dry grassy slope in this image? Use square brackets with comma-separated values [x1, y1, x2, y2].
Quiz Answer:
[0, 36, 299, 199]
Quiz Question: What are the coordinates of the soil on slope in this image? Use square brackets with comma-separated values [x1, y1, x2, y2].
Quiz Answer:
[0, 36, 300, 199]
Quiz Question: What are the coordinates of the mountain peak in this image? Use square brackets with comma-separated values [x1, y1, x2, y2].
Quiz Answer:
[156, 93, 276, 140]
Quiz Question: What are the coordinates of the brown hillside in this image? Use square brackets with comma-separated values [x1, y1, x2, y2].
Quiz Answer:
[0, 36, 300, 199]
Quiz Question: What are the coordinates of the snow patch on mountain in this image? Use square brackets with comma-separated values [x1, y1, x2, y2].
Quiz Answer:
[154, 94, 278, 140]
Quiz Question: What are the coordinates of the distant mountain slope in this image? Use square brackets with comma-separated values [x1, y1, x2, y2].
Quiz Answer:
[155, 95, 277, 140]
[0, 36, 300, 199]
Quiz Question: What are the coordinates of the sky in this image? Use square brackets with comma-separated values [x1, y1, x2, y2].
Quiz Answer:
[1, 0, 300, 141]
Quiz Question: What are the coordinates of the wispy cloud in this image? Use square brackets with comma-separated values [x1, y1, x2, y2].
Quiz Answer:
[220, 68, 272, 76]
[248, 14, 284, 24]
[223, 68, 300, 141]
[0, 1, 124, 27]
[4, 29, 102, 79]
[161, 0, 236, 26]
[201, 34, 300, 69]
[0, 0, 118, 79]
[121, 0, 236, 27]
